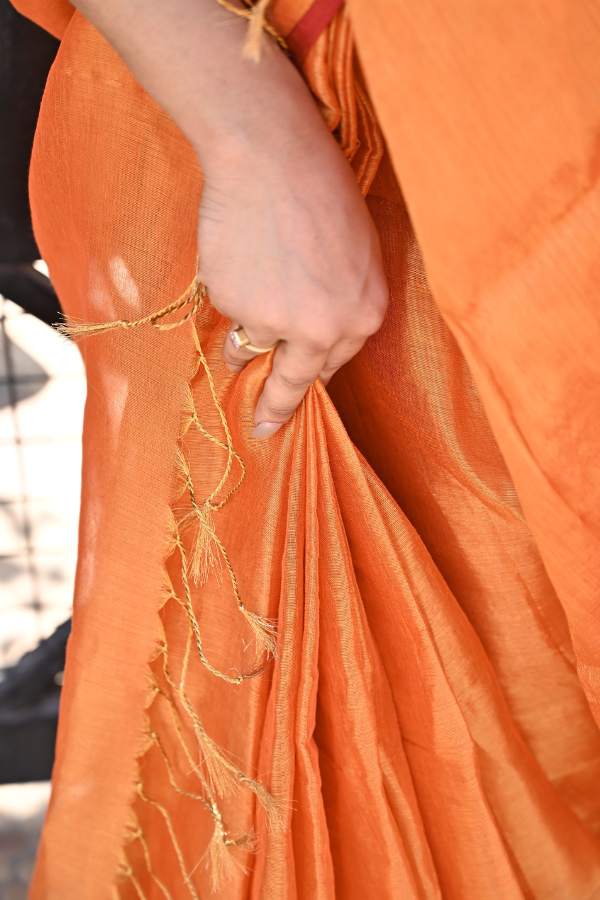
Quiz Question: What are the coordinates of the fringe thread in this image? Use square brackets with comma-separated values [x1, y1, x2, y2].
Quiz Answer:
[73, 267, 280, 893]
[213, 0, 288, 60]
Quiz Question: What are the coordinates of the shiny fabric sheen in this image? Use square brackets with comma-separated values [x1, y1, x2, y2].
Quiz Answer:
[9, 1, 600, 898]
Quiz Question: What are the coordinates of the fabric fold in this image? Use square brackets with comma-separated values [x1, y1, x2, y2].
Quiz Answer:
[10, 2, 600, 897]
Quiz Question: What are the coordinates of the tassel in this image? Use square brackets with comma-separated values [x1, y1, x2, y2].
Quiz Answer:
[193, 720, 242, 799]
[190, 501, 222, 585]
[240, 776, 284, 831]
[193, 708, 281, 821]
[55, 272, 202, 341]
[207, 818, 237, 892]
[207, 807, 257, 891]
[243, 0, 271, 62]
[56, 319, 124, 340]
[239, 606, 278, 658]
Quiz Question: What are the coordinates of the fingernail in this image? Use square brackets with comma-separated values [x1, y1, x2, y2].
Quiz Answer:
[252, 422, 282, 440]
[225, 363, 244, 373]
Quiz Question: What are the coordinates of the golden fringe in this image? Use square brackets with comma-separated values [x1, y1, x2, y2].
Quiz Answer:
[57, 279, 205, 340]
[71, 264, 280, 893]
[126, 817, 174, 900]
[206, 800, 257, 892]
[147, 710, 260, 888]
[169, 501, 277, 682]
[151, 725, 258, 867]
[207, 804, 257, 893]
[187, 357, 246, 509]
[148, 726, 210, 807]
[208, 821, 238, 893]
[213, 0, 288, 59]
[239, 607, 278, 659]
[190, 500, 222, 586]
[136, 782, 201, 900]
[244, 0, 272, 61]
[150, 681, 210, 796]
[156, 649, 282, 828]
[173, 522, 246, 685]
[118, 857, 149, 900]
[175, 478, 278, 664]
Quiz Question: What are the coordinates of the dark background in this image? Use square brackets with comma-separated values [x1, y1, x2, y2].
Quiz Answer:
[0, 0, 68, 784]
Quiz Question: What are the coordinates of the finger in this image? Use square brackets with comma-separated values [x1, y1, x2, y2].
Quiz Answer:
[253, 341, 328, 439]
[221, 324, 278, 372]
[318, 336, 369, 387]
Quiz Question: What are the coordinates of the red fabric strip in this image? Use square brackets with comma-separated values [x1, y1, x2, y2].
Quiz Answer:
[286, 0, 344, 63]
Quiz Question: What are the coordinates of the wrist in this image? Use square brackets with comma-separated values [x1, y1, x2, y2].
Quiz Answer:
[183, 42, 319, 175]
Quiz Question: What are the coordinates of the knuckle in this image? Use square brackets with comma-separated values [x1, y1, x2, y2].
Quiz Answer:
[266, 402, 298, 419]
[304, 328, 339, 353]
[221, 341, 239, 360]
[275, 371, 315, 391]
[359, 300, 387, 337]
[222, 342, 251, 366]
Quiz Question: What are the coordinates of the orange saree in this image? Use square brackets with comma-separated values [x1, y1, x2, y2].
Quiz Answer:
[9, 0, 600, 897]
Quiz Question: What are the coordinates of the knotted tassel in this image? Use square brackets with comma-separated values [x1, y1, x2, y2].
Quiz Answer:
[207, 809, 237, 891]
[207, 802, 257, 891]
[190, 500, 222, 585]
[239, 605, 278, 658]
[240, 776, 284, 831]
[56, 319, 125, 339]
[243, 0, 271, 61]
[56, 276, 203, 340]
[191, 714, 243, 799]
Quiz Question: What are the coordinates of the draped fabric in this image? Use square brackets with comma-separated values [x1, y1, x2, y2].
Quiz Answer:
[9, 0, 600, 897]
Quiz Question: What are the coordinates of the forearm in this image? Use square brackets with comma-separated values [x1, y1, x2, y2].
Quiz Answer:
[68, 0, 388, 431]
[69, 0, 318, 170]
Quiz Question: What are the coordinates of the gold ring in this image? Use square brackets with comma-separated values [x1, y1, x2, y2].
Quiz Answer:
[229, 325, 279, 355]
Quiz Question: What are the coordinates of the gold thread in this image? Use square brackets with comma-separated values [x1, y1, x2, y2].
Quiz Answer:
[120, 858, 149, 900]
[71, 267, 280, 892]
[148, 725, 257, 886]
[171, 518, 246, 685]
[148, 726, 212, 809]
[157, 647, 281, 825]
[127, 817, 174, 900]
[213, 0, 288, 58]
[136, 782, 200, 900]
[57, 279, 205, 339]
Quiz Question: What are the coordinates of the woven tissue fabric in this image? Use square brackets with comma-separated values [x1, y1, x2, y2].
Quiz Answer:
[11, 0, 600, 897]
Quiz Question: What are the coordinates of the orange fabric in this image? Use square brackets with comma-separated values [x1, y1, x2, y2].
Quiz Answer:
[270, 0, 314, 38]
[284, 0, 345, 63]
[9, 0, 74, 39]
[346, 0, 600, 724]
[11, 1, 600, 898]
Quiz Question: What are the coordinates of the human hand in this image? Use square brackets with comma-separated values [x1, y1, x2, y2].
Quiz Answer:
[69, 0, 388, 439]
[194, 44, 388, 438]
[198, 110, 388, 438]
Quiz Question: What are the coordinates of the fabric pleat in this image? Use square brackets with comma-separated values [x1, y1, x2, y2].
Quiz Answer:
[7, 1, 600, 898]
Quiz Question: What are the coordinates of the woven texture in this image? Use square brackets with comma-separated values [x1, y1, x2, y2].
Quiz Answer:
[10, 0, 600, 897]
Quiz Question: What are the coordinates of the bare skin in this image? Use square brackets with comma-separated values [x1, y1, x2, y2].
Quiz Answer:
[71, 0, 389, 437]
